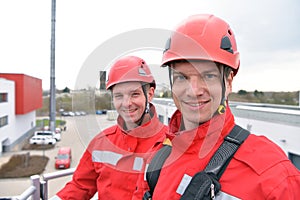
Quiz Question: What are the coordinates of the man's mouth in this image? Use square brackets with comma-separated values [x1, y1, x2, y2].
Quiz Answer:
[183, 99, 210, 110]
[123, 108, 137, 114]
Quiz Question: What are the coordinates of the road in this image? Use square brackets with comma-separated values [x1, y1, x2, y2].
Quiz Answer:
[0, 114, 116, 198]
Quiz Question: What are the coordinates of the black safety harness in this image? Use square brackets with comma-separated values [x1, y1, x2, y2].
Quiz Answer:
[143, 124, 250, 200]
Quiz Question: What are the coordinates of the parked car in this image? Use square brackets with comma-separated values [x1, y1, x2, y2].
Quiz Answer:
[62, 111, 75, 117]
[34, 130, 61, 141]
[96, 110, 107, 115]
[74, 111, 82, 116]
[55, 127, 61, 134]
[55, 147, 72, 169]
[29, 135, 56, 145]
[80, 111, 87, 116]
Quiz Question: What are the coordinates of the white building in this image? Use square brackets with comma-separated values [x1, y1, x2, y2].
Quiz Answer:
[0, 74, 42, 154]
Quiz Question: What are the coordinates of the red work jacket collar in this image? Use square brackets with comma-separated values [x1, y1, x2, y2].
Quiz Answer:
[117, 103, 165, 139]
[167, 107, 235, 156]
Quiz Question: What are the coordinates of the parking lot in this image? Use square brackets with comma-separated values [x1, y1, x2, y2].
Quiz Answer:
[0, 113, 116, 198]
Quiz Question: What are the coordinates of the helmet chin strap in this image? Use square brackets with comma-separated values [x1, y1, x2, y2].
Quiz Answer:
[168, 66, 173, 90]
[216, 66, 227, 115]
[136, 83, 150, 127]
[217, 97, 226, 114]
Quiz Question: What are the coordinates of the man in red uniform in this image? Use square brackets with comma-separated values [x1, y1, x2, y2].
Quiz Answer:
[54, 56, 168, 199]
[151, 14, 300, 199]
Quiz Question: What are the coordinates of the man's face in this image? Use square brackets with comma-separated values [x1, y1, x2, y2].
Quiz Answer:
[171, 60, 232, 130]
[112, 81, 152, 128]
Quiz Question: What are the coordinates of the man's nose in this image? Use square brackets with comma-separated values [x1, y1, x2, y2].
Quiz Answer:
[122, 95, 132, 107]
[187, 76, 207, 95]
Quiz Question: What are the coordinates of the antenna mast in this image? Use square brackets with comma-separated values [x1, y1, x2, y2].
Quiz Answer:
[49, 0, 56, 132]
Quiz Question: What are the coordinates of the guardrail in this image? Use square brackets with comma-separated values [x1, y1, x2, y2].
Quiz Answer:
[41, 168, 75, 200]
[0, 168, 75, 200]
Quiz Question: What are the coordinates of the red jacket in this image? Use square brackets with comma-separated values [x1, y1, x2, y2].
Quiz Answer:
[152, 107, 300, 200]
[57, 105, 167, 200]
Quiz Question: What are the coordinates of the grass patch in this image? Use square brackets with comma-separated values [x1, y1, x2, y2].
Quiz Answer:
[36, 119, 66, 128]
[0, 154, 49, 178]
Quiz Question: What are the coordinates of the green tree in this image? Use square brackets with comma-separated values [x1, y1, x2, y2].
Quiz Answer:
[254, 90, 264, 97]
[237, 90, 248, 95]
[62, 87, 70, 93]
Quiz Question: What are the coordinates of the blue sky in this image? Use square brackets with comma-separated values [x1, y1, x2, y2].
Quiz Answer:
[1, 0, 299, 92]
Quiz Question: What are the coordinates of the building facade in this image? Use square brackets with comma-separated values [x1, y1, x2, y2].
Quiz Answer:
[0, 74, 42, 153]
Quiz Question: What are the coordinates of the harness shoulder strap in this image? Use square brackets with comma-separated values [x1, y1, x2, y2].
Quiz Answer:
[205, 124, 250, 179]
[146, 138, 172, 196]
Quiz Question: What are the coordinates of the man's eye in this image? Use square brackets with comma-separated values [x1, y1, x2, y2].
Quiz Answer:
[113, 94, 122, 99]
[206, 74, 216, 78]
[204, 73, 218, 80]
[132, 92, 141, 97]
[173, 74, 187, 82]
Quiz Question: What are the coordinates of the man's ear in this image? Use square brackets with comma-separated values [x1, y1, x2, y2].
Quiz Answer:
[148, 86, 155, 101]
[225, 71, 234, 98]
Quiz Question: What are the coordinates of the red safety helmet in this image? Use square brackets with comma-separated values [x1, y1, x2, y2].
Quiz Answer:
[162, 14, 240, 75]
[106, 56, 156, 90]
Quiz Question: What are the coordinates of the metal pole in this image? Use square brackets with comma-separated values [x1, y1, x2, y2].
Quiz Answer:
[16, 186, 37, 200]
[40, 180, 47, 200]
[30, 175, 40, 200]
[49, 0, 56, 132]
[299, 90, 300, 107]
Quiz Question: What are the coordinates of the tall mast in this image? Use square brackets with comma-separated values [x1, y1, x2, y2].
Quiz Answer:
[49, 0, 56, 132]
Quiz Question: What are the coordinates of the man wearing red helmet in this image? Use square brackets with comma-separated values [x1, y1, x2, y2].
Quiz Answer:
[150, 14, 300, 199]
[54, 56, 168, 199]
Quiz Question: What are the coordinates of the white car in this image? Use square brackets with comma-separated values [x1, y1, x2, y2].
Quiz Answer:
[34, 130, 61, 141]
[55, 127, 62, 134]
[62, 111, 75, 117]
[29, 135, 56, 145]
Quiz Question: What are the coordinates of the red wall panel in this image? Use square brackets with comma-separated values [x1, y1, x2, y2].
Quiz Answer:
[0, 73, 42, 114]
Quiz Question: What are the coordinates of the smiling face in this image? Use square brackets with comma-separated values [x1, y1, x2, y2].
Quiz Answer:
[112, 81, 154, 130]
[170, 60, 233, 130]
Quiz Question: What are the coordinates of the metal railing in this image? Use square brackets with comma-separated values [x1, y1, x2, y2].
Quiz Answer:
[1, 168, 75, 200]
[41, 168, 75, 200]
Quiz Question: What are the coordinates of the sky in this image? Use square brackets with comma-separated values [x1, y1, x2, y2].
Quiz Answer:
[0, 0, 299, 92]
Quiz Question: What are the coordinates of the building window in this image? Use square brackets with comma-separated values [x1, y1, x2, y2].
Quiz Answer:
[288, 152, 300, 170]
[0, 93, 8, 103]
[0, 116, 8, 128]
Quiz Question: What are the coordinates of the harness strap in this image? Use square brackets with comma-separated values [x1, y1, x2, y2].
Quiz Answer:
[205, 125, 250, 179]
[146, 138, 172, 196]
